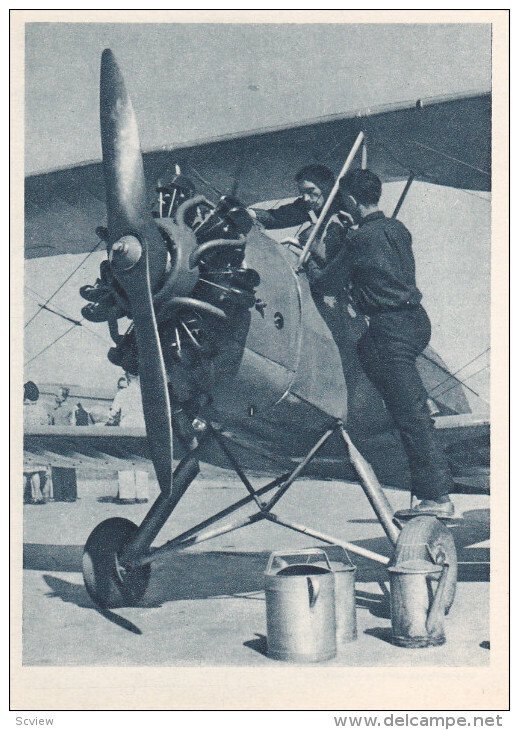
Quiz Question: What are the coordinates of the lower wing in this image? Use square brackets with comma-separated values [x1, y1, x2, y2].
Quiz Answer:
[24, 414, 490, 494]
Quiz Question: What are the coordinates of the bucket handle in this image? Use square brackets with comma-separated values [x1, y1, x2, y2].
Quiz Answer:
[425, 552, 450, 637]
[265, 548, 332, 575]
[307, 576, 320, 609]
[336, 546, 356, 569]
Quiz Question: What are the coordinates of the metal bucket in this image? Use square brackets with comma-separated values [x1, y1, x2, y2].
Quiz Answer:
[318, 551, 357, 644]
[388, 558, 450, 648]
[264, 549, 336, 662]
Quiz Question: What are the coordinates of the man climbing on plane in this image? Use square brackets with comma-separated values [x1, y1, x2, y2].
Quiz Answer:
[307, 168, 455, 518]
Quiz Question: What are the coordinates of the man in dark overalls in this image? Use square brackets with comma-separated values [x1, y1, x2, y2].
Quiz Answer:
[311, 168, 454, 516]
[249, 164, 349, 262]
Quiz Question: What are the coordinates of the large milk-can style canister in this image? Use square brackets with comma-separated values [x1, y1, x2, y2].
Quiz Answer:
[317, 548, 358, 644]
[388, 557, 450, 648]
[264, 549, 337, 662]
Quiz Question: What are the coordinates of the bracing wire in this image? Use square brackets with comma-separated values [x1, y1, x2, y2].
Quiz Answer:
[188, 165, 225, 198]
[368, 135, 491, 203]
[419, 350, 483, 400]
[24, 239, 103, 329]
[26, 323, 79, 366]
[428, 347, 490, 396]
[433, 364, 490, 402]
[24, 285, 112, 345]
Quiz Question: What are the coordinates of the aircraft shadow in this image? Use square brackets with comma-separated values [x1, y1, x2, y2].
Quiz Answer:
[24, 507, 489, 615]
[355, 587, 391, 619]
[243, 633, 269, 658]
[42, 574, 143, 634]
[364, 627, 394, 646]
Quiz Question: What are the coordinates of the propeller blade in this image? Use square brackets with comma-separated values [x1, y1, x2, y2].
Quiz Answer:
[100, 48, 168, 290]
[100, 49, 174, 493]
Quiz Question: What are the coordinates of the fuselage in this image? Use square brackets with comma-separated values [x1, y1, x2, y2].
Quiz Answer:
[152, 223, 468, 489]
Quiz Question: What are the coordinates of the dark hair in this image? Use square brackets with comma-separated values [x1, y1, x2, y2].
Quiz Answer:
[295, 164, 336, 194]
[341, 169, 382, 205]
[24, 381, 39, 402]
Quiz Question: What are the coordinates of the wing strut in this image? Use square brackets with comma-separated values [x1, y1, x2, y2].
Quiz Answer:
[297, 131, 365, 269]
[392, 172, 415, 219]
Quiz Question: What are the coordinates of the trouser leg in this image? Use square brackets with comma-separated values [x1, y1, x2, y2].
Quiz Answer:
[30, 472, 44, 503]
[357, 312, 453, 500]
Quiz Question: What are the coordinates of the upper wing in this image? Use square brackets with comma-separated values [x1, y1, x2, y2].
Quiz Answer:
[25, 91, 490, 259]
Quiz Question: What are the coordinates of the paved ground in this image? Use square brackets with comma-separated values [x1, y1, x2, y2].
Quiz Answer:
[22, 466, 490, 666]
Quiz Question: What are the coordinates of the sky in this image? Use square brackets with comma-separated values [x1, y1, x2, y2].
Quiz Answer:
[23, 22, 491, 409]
[24, 22, 491, 174]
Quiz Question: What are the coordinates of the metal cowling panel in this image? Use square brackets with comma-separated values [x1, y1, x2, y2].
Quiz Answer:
[279, 252, 348, 421]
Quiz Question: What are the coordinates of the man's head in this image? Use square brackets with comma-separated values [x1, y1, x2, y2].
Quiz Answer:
[340, 169, 382, 215]
[56, 386, 70, 404]
[24, 381, 39, 403]
[295, 165, 336, 214]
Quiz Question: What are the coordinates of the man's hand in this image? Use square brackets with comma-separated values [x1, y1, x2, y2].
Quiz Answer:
[300, 256, 321, 281]
[280, 236, 302, 247]
[337, 210, 356, 228]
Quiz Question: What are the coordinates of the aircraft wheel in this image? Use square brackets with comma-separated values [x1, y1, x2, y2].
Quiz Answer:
[82, 517, 151, 609]
[392, 516, 457, 613]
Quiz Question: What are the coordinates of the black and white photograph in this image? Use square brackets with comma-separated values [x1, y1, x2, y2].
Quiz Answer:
[11, 9, 509, 711]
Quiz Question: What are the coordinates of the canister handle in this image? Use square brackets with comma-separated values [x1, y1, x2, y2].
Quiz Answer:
[426, 552, 450, 636]
[338, 546, 356, 568]
[307, 576, 320, 608]
[265, 548, 332, 574]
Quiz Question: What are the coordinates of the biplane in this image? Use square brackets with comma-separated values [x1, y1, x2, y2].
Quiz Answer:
[23, 50, 490, 614]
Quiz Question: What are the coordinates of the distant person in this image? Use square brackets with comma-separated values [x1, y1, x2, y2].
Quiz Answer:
[52, 386, 74, 426]
[105, 376, 127, 426]
[75, 402, 94, 426]
[107, 373, 149, 503]
[106, 372, 145, 428]
[23, 382, 50, 503]
[23, 381, 50, 428]
[249, 164, 353, 261]
[309, 169, 454, 517]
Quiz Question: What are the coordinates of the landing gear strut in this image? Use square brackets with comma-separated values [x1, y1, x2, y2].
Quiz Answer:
[82, 419, 458, 633]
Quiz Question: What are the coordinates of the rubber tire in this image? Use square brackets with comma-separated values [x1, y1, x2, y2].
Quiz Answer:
[392, 515, 458, 613]
[82, 517, 151, 609]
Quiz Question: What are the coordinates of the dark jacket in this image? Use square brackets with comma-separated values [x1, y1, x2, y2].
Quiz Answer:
[253, 196, 348, 265]
[308, 211, 423, 313]
[253, 197, 312, 230]
[253, 196, 344, 232]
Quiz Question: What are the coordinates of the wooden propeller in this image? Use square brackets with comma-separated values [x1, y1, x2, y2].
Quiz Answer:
[100, 48, 174, 493]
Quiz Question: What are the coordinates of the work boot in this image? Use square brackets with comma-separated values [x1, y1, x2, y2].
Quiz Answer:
[394, 496, 455, 520]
